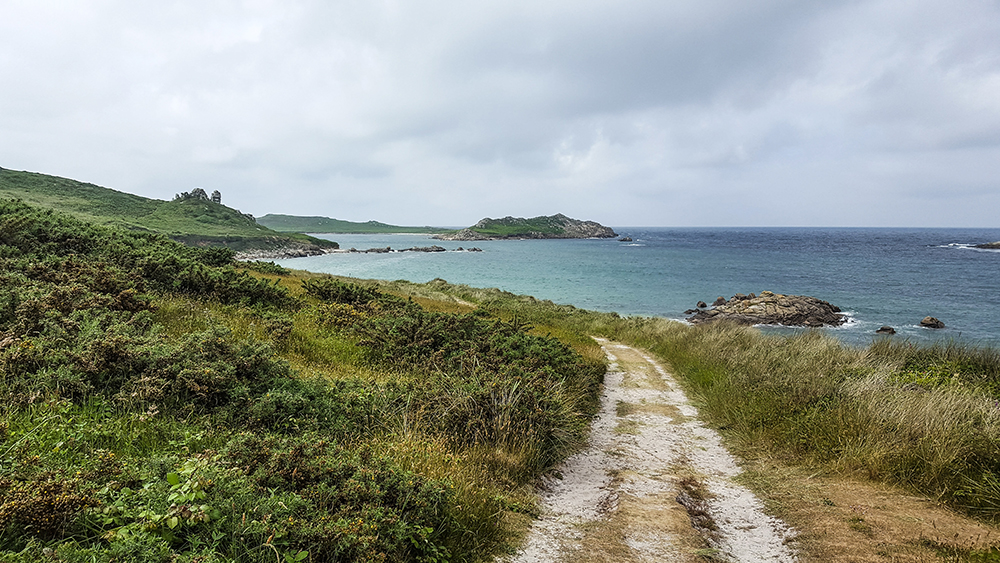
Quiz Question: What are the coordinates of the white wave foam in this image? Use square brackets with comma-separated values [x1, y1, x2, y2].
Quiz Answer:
[936, 242, 1000, 253]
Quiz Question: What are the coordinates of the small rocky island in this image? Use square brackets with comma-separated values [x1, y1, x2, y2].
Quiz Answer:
[435, 213, 617, 241]
[686, 291, 847, 327]
[975, 241, 1000, 249]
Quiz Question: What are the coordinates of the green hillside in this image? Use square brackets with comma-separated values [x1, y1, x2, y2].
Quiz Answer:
[257, 213, 448, 234]
[0, 167, 337, 252]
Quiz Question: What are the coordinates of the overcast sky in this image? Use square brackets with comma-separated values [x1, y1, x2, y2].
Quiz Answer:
[2, 1, 999, 227]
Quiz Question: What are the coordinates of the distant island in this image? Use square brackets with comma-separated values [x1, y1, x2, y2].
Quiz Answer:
[0, 167, 337, 257]
[256, 213, 446, 234]
[434, 213, 617, 241]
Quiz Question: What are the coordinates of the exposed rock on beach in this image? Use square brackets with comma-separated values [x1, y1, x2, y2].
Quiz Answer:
[687, 291, 846, 327]
[234, 242, 336, 261]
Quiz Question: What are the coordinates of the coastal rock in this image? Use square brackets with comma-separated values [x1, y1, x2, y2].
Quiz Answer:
[400, 245, 446, 252]
[713, 296, 727, 306]
[619, 236, 633, 242]
[920, 316, 945, 329]
[687, 290, 846, 327]
[876, 326, 897, 335]
[975, 241, 1000, 249]
[234, 243, 335, 261]
[437, 228, 492, 241]
[697, 301, 708, 308]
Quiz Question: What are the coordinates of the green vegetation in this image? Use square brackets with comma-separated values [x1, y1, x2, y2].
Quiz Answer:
[0, 200, 602, 562]
[257, 214, 447, 234]
[0, 168, 337, 252]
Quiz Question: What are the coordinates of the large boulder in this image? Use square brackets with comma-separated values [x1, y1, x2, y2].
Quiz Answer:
[920, 316, 945, 329]
[687, 290, 846, 327]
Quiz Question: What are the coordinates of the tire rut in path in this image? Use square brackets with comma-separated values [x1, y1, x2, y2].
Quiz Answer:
[507, 339, 797, 562]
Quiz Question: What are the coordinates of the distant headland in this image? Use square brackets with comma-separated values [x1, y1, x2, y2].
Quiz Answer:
[434, 213, 617, 241]
[256, 213, 446, 234]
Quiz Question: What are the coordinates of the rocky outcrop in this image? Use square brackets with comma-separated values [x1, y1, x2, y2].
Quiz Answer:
[436, 228, 492, 241]
[687, 291, 846, 327]
[876, 326, 896, 335]
[234, 243, 335, 261]
[975, 241, 1000, 249]
[435, 214, 617, 241]
[400, 246, 447, 252]
[920, 316, 945, 329]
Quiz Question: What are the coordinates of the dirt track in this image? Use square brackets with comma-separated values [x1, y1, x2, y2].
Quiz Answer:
[508, 339, 798, 562]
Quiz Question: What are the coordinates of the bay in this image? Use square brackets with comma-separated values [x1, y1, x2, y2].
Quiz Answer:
[275, 228, 1000, 347]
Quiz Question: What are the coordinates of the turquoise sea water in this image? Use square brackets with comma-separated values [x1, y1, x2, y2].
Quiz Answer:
[276, 228, 1000, 347]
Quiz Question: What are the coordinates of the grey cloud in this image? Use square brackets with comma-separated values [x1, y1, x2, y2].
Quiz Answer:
[1, 0, 999, 227]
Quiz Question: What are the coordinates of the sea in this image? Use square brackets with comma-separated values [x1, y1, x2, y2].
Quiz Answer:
[275, 228, 1000, 348]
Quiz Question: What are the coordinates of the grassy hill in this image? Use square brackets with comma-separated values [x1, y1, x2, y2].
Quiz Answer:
[257, 213, 448, 234]
[0, 167, 337, 253]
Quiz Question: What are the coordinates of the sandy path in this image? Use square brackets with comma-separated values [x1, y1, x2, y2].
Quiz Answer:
[508, 339, 797, 562]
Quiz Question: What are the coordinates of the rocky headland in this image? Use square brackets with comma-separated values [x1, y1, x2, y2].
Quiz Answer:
[434, 213, 617, 241]
[686, 291, 847, 327]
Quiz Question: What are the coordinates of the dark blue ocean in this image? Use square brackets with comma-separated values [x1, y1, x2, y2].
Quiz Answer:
[276, 228, 1000, 347]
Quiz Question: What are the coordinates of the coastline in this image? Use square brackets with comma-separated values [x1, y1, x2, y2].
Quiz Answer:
[275, 227, 1000, 347]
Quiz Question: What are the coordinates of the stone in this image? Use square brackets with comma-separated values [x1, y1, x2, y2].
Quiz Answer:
[875, 326, 896, 335]
[920, 316, 945, 329]
[713, 296, 727, 306]
[687, 291, 846, 327]
[697, 301, 708, 308]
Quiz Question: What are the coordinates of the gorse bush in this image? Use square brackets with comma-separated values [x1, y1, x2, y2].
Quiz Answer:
[302, 278, 384, 306]
[352, 308, 602, 467]
[0, 199, 294, 308]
